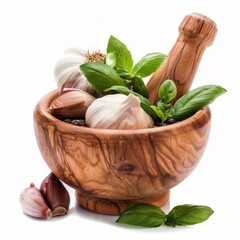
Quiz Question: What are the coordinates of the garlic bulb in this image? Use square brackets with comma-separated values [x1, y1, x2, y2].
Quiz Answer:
[86, 94, 154, 129]
[54, 48, 104, 96]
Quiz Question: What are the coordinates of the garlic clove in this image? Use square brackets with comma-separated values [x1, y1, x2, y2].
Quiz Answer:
[86, 93, 154, 129]
[59, 72, 90, 93]
[40, 173, 70, 217]
[48, 88, 95, 119]
[19, 183, 52, 219]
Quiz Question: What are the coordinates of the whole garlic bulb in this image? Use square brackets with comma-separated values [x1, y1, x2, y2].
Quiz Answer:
[54, 48, 104, 96]
[86, 94, 154, 129]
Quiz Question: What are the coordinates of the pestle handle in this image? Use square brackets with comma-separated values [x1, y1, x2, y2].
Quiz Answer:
[146, 13, 218, 105]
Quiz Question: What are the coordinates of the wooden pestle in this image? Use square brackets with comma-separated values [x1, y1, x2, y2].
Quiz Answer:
[146, 13, 218, 105]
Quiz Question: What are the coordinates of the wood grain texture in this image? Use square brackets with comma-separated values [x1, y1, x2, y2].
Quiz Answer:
[34, 90, 211, 215]
[147, 13, 218, 105]
[76, 190, 170, 215]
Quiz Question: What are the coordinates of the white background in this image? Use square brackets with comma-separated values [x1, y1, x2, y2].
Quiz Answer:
[1, 0, 239, 239]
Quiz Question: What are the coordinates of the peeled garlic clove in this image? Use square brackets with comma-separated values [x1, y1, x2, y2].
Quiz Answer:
[54, 47, 100, 97]
[86, 93, 154, 129]
[40, 173, 70, 217]
[19, 183, 52, 219]
[48, 88, 95, 119]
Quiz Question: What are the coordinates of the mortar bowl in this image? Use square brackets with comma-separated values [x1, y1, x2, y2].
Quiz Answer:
[34, 90, 211, 215]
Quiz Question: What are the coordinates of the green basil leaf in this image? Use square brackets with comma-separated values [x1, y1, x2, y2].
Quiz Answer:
[157, 101, 172, 112]
[157, 101, 165, 111]
[165, 204, 214, 227]
[151, 106, 165, 122]
[116, 69, 135, 81]
[104, 85, 151, 106]
[159, 79, 177, 104]
[116, 68, 129, 77]
[107, 35, 133, 72]
[80, 62, 126, 93]
[132, 76, 149, 98]
[104, 86, 158, 120]
[132, 52, 167, 78]
[104, 52, 116, 68]
[116, 203, 166, 228]
[173, 85, 227, 120]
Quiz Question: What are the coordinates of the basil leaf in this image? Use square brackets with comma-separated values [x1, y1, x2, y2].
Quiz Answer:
[132, 76, 149, 98]
[116, 68, 129, 78]
[104, 86, 151, 106]
[107, 35, 133, 72]
[80, 62, 126, 93]
[116, 203, 166, 228]
[165, 204, 214, 227]
[159, 79, 177, 104]
[173, 85, 227, 120]
[104, 52, 116, 68]
[104, 86, 158, 120]
[132, 52, 167, 78]
[116, 69, 135, 81]
[151, 106, 165, 122]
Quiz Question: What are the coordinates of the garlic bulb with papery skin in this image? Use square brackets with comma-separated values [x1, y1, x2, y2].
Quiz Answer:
[54, 48, 104, 96]
[86, 94, 154, 129]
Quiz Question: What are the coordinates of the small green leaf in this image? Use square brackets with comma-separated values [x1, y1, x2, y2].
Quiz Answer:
[107, 35, 133, 72]
[173, 85, 226, 120]
[104, 52, 116, 68]
[116, 69, 135, 82]
[165, 204, 214, 227]
[80, 62, 126, 93]
[159, 79, 177, 103]
[116, 68, 130, 77]
[104, 86, 151, 106]
[132, 76, 149, 98]
[104, 86, 158, 120]
[116, 203, 166, 228]
[151, 106, 165, 122]
[132, 52, 167, 78]
[157, 101, 167, 111]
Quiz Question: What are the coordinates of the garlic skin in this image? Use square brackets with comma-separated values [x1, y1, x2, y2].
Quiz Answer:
[54, 48, 103, 96]
[86, 94, 154, 129]
[19, 183, 52, 219]
[48, 88, 95, 119]
[40, 173, 70, 217]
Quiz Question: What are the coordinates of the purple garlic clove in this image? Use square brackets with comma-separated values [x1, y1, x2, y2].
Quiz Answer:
[40, 173, 70, 217]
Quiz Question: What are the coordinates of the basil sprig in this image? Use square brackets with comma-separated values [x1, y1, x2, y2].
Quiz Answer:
[151, 80, 177, 123]
[151, 80, 226, 124]
[80, 35, 167, 97]
[116, 203, 214, 228]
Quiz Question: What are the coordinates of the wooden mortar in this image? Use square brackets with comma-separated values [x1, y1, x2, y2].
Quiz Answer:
[34, 90, 211, 215]
[147, 13, 217, 104]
